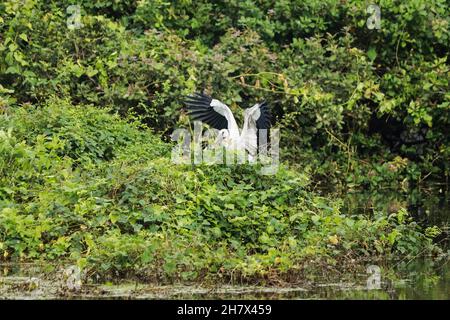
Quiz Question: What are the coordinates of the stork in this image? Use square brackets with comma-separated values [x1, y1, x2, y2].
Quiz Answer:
[183, 93, 271, 162]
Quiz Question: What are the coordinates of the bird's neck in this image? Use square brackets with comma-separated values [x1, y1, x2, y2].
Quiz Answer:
[224, 111, 240, 139]
[242, 114, 256, 133]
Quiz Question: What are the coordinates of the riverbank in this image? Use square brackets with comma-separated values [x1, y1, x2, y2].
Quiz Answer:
[0, 102, 446, 289]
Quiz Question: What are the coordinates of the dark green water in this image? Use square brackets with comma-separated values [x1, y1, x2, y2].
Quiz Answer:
[335, 186, 449, 300]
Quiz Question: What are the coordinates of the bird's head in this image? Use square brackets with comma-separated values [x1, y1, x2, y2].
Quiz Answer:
[243, 103, 262, 122]
[219, 129, 229, 138]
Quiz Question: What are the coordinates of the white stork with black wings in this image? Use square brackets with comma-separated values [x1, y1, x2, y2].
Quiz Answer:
[184, 93, 271, 161]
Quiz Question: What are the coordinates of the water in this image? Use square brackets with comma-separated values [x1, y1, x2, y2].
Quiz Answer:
[338, 185, 449, 300]
[0, 187, 448, 299]
[0, 263, 448, 299]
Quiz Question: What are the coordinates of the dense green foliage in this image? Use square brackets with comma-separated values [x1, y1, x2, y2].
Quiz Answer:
[0, 0, 447, 282]
[0, 0, 448, 188]
[0, 103, 440, 281]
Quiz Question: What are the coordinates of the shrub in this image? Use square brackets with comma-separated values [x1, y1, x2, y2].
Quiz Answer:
[0, 101, 440, 282]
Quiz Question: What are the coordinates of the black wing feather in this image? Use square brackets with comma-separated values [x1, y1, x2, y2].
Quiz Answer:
[184, 93, 228, 130]
[256, 101, 271, 129]
[255, 101, 272, 150]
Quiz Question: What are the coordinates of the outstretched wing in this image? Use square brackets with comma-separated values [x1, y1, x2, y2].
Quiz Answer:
[255, 101, 271, 129]
[242, 101, 272, 156]
[184, 93, 229, 130]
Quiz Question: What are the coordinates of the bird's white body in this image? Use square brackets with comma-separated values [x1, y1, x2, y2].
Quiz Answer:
[185, 93, 270, 163]
[210, 99, 240, 139]
[210, 99, 263, 162]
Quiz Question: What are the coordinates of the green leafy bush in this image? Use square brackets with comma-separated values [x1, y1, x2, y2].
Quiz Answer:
[1, 0, 447, 188]
[0, 101, 440, 282]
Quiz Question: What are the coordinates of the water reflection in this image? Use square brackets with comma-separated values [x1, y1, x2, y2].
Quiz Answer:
[339, 186, 449, 300]
[0, 260, 448, 300]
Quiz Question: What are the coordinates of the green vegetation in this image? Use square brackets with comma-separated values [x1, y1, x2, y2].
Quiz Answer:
[0, 102, 442, 282]
[0, 0, 448, 284]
